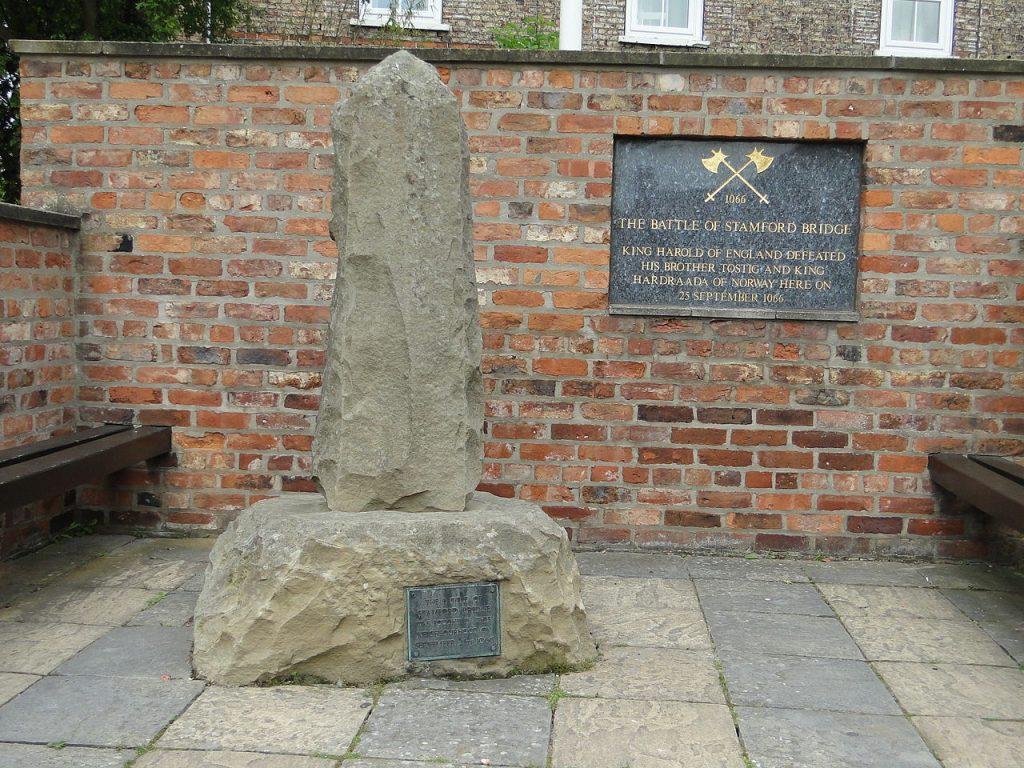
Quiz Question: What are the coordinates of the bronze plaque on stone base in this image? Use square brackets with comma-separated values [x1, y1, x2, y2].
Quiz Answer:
[609, 138, 863, 321]
[406, 582, 501, 661]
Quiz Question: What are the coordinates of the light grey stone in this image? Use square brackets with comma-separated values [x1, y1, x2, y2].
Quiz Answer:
[913, 716, 1024, 768]
[843, 616, 1016, 665]
[54, 626, 193, 679]
[705, 611, 864, 659]
[193, 493, 595, 685]
[587, 605, 712, 649]
[803, 560, 934, 588]
[560, 647, 725, 703]
[158, 686, 368, 755]
[875, 662, 1024, 718]
[736, 707, 940, 768]
[344, 761, 464, 768]
[393, 673, 555, 696]
[0, 674, 204, 747]
[358, 689, 550, 766]
[687, 556, 810, 583]
[134, 751, 336, 767]
[575, 551, 689, 579]
[695, 578, 832, 616]
[819, 584, 964, 620]
[62, 555, 201, 592]
[0, 536, 134, 589]
[0, 672, 38, 704]
[0, 584, 159, 625]
[582, 575, 699, 610]
[314, 50, 482, 513]
[552, 698, 744, 768]
[720, 654, 900, 714]
[0, 621, 111, 674]
[0, 743, 132, 768]
[940, 588, 1024, 625]
[912, 562, 1024, 591]
[179, 571, 206, 592]
[128, 591, 198, 627]
[980, 621, 1024, 663]
[116, 538, 216, 563]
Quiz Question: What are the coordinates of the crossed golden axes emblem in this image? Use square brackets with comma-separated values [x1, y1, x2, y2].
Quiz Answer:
[702, 147, 774, 204]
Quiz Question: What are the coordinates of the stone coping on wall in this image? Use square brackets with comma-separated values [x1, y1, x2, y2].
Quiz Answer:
[0, 202, 81, 230]
[9, 39, 1024, 74]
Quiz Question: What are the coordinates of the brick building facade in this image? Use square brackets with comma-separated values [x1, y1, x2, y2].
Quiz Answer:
[8, 41, 1024, 560]
[235, 0, 1023, 59]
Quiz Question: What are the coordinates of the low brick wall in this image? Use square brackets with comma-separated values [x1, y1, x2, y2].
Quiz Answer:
[11, 42, 1024, 558]
[0, 203, 81, 556]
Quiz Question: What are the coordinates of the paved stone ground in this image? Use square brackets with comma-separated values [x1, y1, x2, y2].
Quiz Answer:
[0, 537, 1022, 767]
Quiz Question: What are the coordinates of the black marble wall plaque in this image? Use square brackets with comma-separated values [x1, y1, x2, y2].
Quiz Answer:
[609, 138, 863, 320]
[406, 581, 500, 661]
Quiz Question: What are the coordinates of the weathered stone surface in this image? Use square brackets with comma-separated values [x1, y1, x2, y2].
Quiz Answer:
[54, 626, 193, 679]
[0, 621, 110, 674]
[705, 612, 863, 659]
[875, 662, 1024, 718]
[0, 584, 158, 625]
[820, 584, 964, 620]
[695, 578, 831, 616]
[0, 743, 131, 768]
[560, 647, 724, 703]
[193, 492, 595, 685]
[843, 616, 1015, 664]
[0, 672, 38, 705]
[914, 716, 1024, 768]
[135, 752, 334, 768]
[313, 50, 482, 513]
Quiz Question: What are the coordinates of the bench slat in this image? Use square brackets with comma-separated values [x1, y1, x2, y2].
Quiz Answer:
[0, 425, 130, 469]
[0, 427, 171, 512]
[971, 455, 1024, 485]
[929, 453, 1024, 533]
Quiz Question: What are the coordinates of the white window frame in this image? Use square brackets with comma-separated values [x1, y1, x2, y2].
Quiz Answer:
[877, 0, 954, 57]
[351, 0, 450, 32]
[620, 0, 707, 47]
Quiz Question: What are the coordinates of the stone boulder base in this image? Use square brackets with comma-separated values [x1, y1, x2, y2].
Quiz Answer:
[193, 493, 596, 685]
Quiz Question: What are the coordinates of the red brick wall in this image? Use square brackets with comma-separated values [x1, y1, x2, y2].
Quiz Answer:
[15, 45, 1024, 558]
[0, 205, 80, 556]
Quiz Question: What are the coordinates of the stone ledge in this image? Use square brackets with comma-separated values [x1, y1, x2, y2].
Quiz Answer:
[8, 39, 1024, 74]
[0, 202, 82, 230]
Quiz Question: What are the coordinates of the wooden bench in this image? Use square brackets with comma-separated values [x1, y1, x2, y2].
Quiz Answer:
[929, 454, 1024, 532]
[0, 425, 172, 513]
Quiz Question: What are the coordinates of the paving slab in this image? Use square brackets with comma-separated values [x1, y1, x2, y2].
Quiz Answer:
[560, 647, 724, 703]
[551, 698, 744, 768]
[842, 615, 1016, 665]
[940, 588, 1024, 625]
[117, 538, 216, 563]
[587, 605, 712, 649]
[819, 584, 964, 620]
[582, 575, 699, 610]
[720, 654, 900, 714]
[0, 671, 39, 705]
[803, 561, 934, 588]
[158, 685, 369, 755]
[133, 751, 336, 767]
[979, 621, 1024, 663]
[358, 688, 550, 766]
[0, 673, 204, 747]
[575, 551, 689, 579]
[345, 761, 465, 768]
[127, 591, 198, 627]
[912, 716, 1024, 768]
[912, 562, 1024, 592]
[0, 743, 132, 767]
[695, 578, 832, 616]
[705, 611, 863, 660]
[687, 556, 810, 583]
[179, 571, 207, 592]
[0, 621, 111, 674]
[736, 706, 940, 768]
[0, 536, 134, 589]
[0, 584, 159, 626]
[54, 626, 193, 679]
[62, 555, 202, 592]
[393, 673, 554, 696]
[875, 662, 1024, 719]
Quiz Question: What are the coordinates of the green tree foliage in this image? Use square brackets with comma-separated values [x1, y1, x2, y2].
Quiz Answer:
[0, 0, 255, 202]
[491, 15, 558, 50]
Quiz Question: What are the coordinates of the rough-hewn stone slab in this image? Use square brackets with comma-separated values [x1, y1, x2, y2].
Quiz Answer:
[158, 686, 369, 755]
[314, 50, 482, 513]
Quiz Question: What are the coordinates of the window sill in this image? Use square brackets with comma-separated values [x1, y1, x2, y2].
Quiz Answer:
[619, 33, 709, 47]
[349, 16, 451, 32]
[875, 45, 951, 58]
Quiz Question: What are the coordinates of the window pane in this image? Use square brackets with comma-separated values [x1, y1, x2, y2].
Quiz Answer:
[666, 0, 690, 28]
[891, 0, 916, 41]
[637, 0, 664, 26]
[370, 0, 428, 12]
[915, 0, 941, 42]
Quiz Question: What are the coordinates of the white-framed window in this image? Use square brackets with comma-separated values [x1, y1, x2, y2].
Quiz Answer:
[620, 0, 706, 47]
[352, 0, 449, 32]
[877, 0, 954, 57]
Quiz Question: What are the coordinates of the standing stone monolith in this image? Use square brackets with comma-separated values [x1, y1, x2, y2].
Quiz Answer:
[193, 52, 596, 686]
[313, 51, 483, 513]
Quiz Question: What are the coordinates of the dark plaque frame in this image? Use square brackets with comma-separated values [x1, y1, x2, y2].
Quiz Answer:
[406, 581, 501, 662]
[609, 137, 864, 321]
